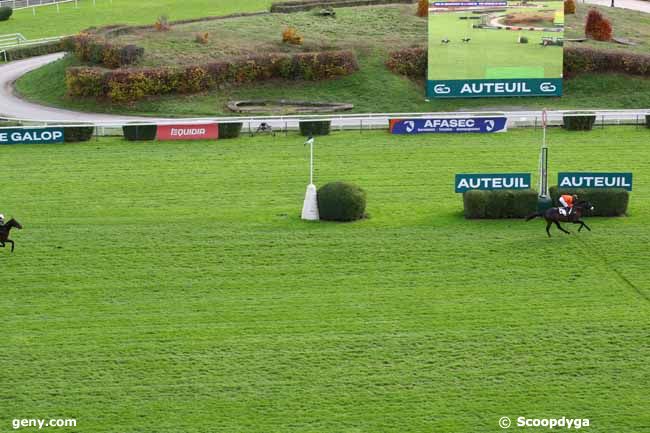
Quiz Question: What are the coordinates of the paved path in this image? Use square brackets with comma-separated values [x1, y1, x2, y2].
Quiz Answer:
[0, 53, 159, 122]
[583, 0, 650, 13]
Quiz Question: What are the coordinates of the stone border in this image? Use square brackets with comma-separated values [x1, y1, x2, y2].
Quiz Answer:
[228, 99, 354, 113]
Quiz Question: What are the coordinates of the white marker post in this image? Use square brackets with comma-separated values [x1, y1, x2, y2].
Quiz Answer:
[301, 136, 319, 221]
[536, 109, 552, 212]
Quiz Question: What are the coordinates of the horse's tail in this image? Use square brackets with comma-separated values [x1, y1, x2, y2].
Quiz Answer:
[525, 211, 543, 221]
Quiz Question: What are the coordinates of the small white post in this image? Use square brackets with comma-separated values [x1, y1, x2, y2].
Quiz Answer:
[56, 1, 59, 12]
[301, 136, 319, 221]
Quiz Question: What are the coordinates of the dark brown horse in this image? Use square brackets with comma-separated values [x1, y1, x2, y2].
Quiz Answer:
[1, 218, 23, 253]
[526, 201, 594, 237]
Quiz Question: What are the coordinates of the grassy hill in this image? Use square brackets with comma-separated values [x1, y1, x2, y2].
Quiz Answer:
[0, 0, 273, 39]
[2, 127, 650, 432]
[11, 3, 650, 116]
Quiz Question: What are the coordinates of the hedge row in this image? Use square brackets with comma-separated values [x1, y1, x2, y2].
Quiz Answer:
[386, 47, 650, 79]
[385, 47, 427, 79]
[463, 190, 538, 219]
[564, 47, 650, 78]
[66, 51, 359, 102]
[271, 0, 415, 13]
[3, 40, 64, 62]
[550, 186, 628, 216]
[62, 34, 144, 68]
[63, 126, 95, 142]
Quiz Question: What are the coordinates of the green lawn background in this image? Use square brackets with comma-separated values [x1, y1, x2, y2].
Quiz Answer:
[1, 127, 649, 433]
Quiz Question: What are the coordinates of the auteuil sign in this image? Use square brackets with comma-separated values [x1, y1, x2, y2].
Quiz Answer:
[558, 172, 633, 191]
[455, 173, 532, 193]
[0, 128, 64, 145]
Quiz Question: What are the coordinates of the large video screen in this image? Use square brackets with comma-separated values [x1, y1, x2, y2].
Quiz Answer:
[427, 0, 564, 98]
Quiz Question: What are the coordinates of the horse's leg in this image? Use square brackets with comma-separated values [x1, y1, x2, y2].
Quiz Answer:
[580, 220, 591, 232]
[555, 221, 570, 234]
[7, 240, 14, 252]
[546, 220, 552, 237]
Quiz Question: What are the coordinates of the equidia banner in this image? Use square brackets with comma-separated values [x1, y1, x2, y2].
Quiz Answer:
[455, 173, 532, 193]
[0, 127, 64, 145]
[156, 124, 219, 141]
[390, 117, 507, 134]
[558, 172, 633, 191]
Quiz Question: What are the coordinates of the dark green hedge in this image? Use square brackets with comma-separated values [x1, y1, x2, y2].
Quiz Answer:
[463, 189, 538, 219]
[563, 112, 596, 131]
[219, 122, 243, 139]
[299, 120, 331, 136]
[4, 40, 63, 62]
[64, 126, 94, 142]
[317, 181, 367, 221]
[550, 186, 629, 216]
[645, 114, 650, 128]
[122, 124, 157, 141]
[0, 6, 12, 21]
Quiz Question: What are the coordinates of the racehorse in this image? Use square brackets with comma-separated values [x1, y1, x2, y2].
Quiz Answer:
[525, 201, 594, 237]
[0, 218, 23, 253]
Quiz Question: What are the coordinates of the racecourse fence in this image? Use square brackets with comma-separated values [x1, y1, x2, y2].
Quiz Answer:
[0, 110, 649, 137]
[0, 0, 73, 9]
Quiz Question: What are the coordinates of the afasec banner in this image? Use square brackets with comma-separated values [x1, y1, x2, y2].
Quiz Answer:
[455, 173, 531, 193]
[558, 172, 633, 191]
[0, 127, 64, 145]
[156, 123, 219, 141]
[427, 79, 563, 98]
[390, 117, 507, 134]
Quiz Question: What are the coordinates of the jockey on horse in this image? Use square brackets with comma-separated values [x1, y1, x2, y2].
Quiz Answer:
[558, 194, 578, 217]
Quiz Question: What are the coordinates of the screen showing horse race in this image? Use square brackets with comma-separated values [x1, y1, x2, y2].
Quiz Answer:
[427, 0, 564, 98]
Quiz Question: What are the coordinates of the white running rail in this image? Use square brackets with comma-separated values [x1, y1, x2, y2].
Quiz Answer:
[0, 0, 74, 10]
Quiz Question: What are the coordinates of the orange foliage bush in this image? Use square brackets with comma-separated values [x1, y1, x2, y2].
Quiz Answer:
[585, 9, 612, 41]
[417, 0, 428, 17]
[282, 27, 303, 45]
[195, 32, 209, 44]
[564, 0, 576, 14]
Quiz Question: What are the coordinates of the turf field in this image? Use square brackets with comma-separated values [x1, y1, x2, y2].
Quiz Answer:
[428, 4, 564, 80]
[0, 0, 272, 39]
[2, 127, 650, 432]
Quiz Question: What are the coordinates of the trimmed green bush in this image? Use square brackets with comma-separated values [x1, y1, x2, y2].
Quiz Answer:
[463, 189, 538, 219]
[550, 186, 629, 216]
[0, 6, 12, 21]
[563, 112, 596, 131]
[218, 122, 243, 139]
[122, 124, 157, 141]
[4, 40, 63, 61]
[64, 126, 95, 142]
[299, 120, 331, 136]
[317, 181, 367, 222]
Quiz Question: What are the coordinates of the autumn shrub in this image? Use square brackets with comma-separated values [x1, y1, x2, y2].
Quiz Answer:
[155, 15, 170, 31]
[282, 27, 303, 45]
[416, 0, 428, 17]
[585, 9, 612, 41]
[195, 32, 209, 44]
[564, 0, 576, 14]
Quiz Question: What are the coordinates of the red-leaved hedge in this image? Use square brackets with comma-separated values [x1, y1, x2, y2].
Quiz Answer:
[62, 34, 144, 68]
[585, 9, 612, 41]
[385, 47, 427, 79]
[66, 50, 359, 102]
[564, 47, 650, 77]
